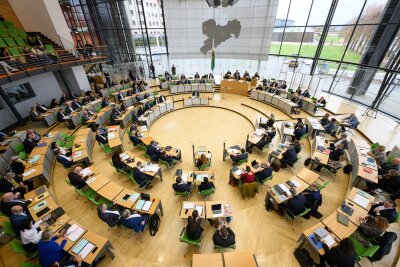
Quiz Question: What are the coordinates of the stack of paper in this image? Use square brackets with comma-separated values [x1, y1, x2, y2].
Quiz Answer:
[86, 176, 96, 184]
[80, 168, 93, 177]
[67, 224, 85, 242]
[28, 155, 41, 163]
[353, 194, 370, 209]
[144, 164, 159, 173]
[321, 234, 336, 247]
[142, 201, 153, 211]
[183, 202, 195, 209]
[72, 151, 82, 159]
[195, 205, 203, 216]
[290, 179, 301, 187]
[182, 173, 189, 182]
[120, 153, 130, 160]
[23, 169, 37, 177]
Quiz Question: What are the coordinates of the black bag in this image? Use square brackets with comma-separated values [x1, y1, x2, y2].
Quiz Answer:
[294, 247, 314, 267]
[369, 232, 397, 262]
[343, 164, 352, 174]
[271, 161, 280, 172]
[149, 214, 160, 236]
[304, 158, 312, 167]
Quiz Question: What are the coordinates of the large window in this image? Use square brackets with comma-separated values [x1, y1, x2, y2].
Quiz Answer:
[4, 83, 36, 104]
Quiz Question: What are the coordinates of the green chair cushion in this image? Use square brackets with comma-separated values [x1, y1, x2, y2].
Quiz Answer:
[17, 29, 27, 38]
[14, 37, 26, 46]
[0, 21, 5, 29]
[0, 29, 8, 38]
[7, 29, 18, 38]
[0, 38, 7, 48]
[5, 21, 16, 29]
[45, 44, 55, 53]
[4, 37, 17, 47]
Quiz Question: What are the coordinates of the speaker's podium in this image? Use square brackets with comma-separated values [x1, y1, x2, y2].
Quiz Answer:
[220, 79, 251, 96]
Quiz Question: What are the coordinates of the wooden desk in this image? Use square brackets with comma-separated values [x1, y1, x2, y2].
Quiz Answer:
[346, 187, 374, 211]
[86, 174, 110, 191]
[193, 171, 214, 184]
[296, 168, 320, 184]
[223, 250, 258, 267]
[312, 151, 329, 165]
[220, 79, 250, 96]
[192, 253, 223, 267]
[173, 170, 194, 183]
[44, 214, 71, 233]
[322, 211, 357, 240]
[141, 136, 155, 146]
[72, 142, 89, 163]
[28, 196, 58, 221]
[97, 181, 124, 201]
[107, 126, 122, 149]
[301, 222, 338, 255]
[357, 165, 378, 184]
[132, 197, 163, 215]
[69, 231, 110, 265]
[56, 220, 87, 251]
[247, 131, 265, 145]
[179, 201, 206, 219]
[359, 155, 378, 171]
[24, 185, 49, 207]
[113, 188, 140, 209]
[205, 201, 232, 219]
[337, 199, 368, 226]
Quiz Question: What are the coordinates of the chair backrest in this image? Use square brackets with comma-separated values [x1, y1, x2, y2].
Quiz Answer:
[5, 21, 15, 29]
[200, 188, 215, 196]
[10, 240, 26, 254]
[64, 179, 73, 186]
[200, 162, 211, 171]
[0, 29, 8, 38]
[175, 190, 190, 197]
[7, 29, 18, 38]
[0, 21, 5, 29]
[14, 37, 26, 46]
[17, 29, 27, 38]
[18, 151, 28, 160]
[4, 37, 16, 47]
[237, 158, 247, 165]
[14, 143, 25, 153]
[45, 44, 55, 53]
[0, 38, 6, 48]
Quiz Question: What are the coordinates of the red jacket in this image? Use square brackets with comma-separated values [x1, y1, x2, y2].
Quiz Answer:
[240, 172, 255, 183]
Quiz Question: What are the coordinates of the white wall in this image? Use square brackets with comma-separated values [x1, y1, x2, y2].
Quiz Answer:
[72, 66, 91, 92]
[0, 97, 18, 130]
[2, 72, 64, 118]
[60, 66, 90, 95]
[9, 0, 74, 49]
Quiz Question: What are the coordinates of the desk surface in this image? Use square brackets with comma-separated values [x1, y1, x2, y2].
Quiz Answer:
[56, 220, 87, 251]
[337, 199, 368, 226]
[223, 250, 257, 267]
[192, 253, 224, 267]
[28, 195, 58, 221]
[296, 168, 320, 184]
[205, 201, 232, 219]
[346, 187, 374, 211]
[179, 201, 206, 219]
[113, 188, 140, 209]
[97, 181, 124, 201]
[302, 222, 337, 255]
[322, 211, 358, 240]
[69, 230, 108, 264]
[87, 174, 110, 191]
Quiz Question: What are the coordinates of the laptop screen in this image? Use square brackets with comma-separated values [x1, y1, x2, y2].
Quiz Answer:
[35, 187, 46, 195]
[211, 204, 221, 211]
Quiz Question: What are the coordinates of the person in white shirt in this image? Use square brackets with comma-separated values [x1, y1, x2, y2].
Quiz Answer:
[20, 216, 43, 251]
[330, 134, 349, 150]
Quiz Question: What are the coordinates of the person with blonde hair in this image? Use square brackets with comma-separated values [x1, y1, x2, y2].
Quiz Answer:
[359, 215, 389, 237]
[196, 153, 208, 168]
[368, 145, 387, 165]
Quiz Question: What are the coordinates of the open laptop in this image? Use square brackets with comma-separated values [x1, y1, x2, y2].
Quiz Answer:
[35, 187, 46, 195]
[211, 204, 222, 215]
[45, 207, 65, 226]
[337, 212, 349, 226]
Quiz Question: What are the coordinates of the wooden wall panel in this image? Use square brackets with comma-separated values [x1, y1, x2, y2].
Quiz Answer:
[0, 0, 23, 28]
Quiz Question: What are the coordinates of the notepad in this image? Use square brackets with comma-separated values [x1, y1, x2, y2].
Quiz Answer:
[80, 168, 93, 177]
[135, 199, 145, 210]
[183, 202, 195, 209]
[321, 234, 336, 247]
[120, 153, 130, 160]
[234, 169, 243, 176]
[142, 201, 153, 211]
[68, 226, 85, 242]
[129, 192, 140, 203]
[79, 242, 95, 259]
[290, 179, 301, 187]
[23, 169, 37, 177]
[353, 194, 370, 209]
[195, 205, 203, 216]
[144, 164, 159, 173]
[108, 133, 115, 139]
[72, 238, 89, 254]
[72, 151, 82, 159]
[181, 173, 189, 182]
[28, 155, 41, 163]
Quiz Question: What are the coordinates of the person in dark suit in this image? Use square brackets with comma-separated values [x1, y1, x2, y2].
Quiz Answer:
[1, 192, 32, 216]
[248, 136, 270, 153]
[268, 127, 277, 140]
[101, 98, 109, 108]
[285, 187, 307, 216]
[112, 152, 130, 173]
[369, 201, 397, 224]
[329, 143, 345, 161]
[109, 111, 119, 126]
[29, 107, 40, 121]
[132, 162, 153, 188]
[0, 172, 27, 196]
[64, 102, 75, 115]
[55, 149, 72, 168]
[294, 124, 307, 140]
[293, 140, 302, 154]
[186, 210, 203, 240]
[324, 118, 336, 134]
[302, 182, 321, 207]
[367, 169, 400, 195]
[56, 108, 68, 122]
[117, 92, 124, 102]
[194, 72, 200, 79]
[120, 209, 147, 233]
[71, 99, 81, 110]
[255, 162, 273, 183]
[199, 78, 206, 84]
[320, 113, 330, 126]
[59, 94, 68, 104]
[95, 129, 108, 145]
[89, 92, 97, 101]
[301, 90, 310, 98]
[159, 151, 174, 165]
[97, 203, 121, 227]
[172, 176, 191, 193]
[158, 95, 166, 103]
[192, 91, 200, 97]
[319, 237, 356, 267]
[36, 103, 48, 113]
[23, 132, 38, 154]
[230, 148, 248, 164]
[213, 224, 235, 247]
[67, 166, 88, 189]
[120, 100, 128, 112]
[147, 141, 162, 162]
[378, 158, 400, 175]
[198, 176, 215, 192]
[26, 129, 41, 143]
[10, 156, 26, 175]
[137, 105, 144, 116]
[10, 205, 28, 235]
[281, 145, 298, 167]
[330, 134, 349, 150]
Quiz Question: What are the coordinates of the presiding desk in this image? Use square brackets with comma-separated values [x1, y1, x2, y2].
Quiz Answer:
[192, 251, 258, 267]
[220, 79, 250, 96]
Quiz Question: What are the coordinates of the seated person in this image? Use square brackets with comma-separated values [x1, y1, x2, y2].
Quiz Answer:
[9, 156, 26, 175]
[198, 177, 215, 192]
[255, 162, 273, 183]
[97, 203, 121, 227]
[230, 148, 248, 164]
[20, 217, 44, 252]
[130, 121, 138, 133]
[329, 143, 345, 161]
[324, 118, 336, 134]
[55, 149, 73, 168]
[146, 141, 162, 162]
[29, 107, 40, 121]
[89, 92, 97, 101]
[280, 145, 298, 167]
[199, 78, 206, 84]
[81, 111, 92, 123]
[330, 134, 349, 150]
[36, 103, 48, 113]
[0, 171, 27, 196]
[38, 229, 67, 267]
[248, 136, 270, 153]
[285, 187, 307, 216]
[101, 98, 109, 108]
[10, 205, 28, 235]
[120, 209, 146, 233]
[369, 169, 400, 195]
[294, 124, 307, 140]
[293, 140, 302, 154]
[319, 237, 356, 267]
[301, 90, 310, 98]
[368, 145, 387, 165]
[267, 114, 275, 127]
[172, 176, 191, 193]
[132, 161, 153, 188]
[129, 131, 142, 146]
[317, 96, 327, 107]
[294, 118, 303, 129]
[320, 113, 330, 126]
[159, 151, 175, 165]
[23, 132, 39, 154]
[213, 224, 235, 248]
[341, 113, 359, 131]
[358, 215, 389, 238]
[369, 200, 397, 224]
[267, 127, 277, 140]
[56, 108, 68, 122]
[378, 158, 400, 175]
[194, 72, 200, 79]
[112, 152, 129, 172]
[64, 102, 75, 114]
[186, 210, 203, 240]
[196, 154, 209, 168]
[1, 192, 32, 216]
[240, 166, 255, 184]
[71, 99, 81, 110]
[120, 100, 128, 111]
[192, 91, 200, 97]
[95, 129, 108, 144]
[302, 182, 321, 207]
[109, 111, 119, 126]
[67, 166, 88, 189]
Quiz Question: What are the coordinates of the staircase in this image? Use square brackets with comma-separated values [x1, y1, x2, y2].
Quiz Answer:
[213, 83, 220, 93]
[27, 32, 76, 62]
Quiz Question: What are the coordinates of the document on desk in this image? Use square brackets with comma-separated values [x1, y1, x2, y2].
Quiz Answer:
[23, 169, 37, 177]
[135, 199, 145, 210]
[276, 194, 288, 202]
[67, 225, 85, 242]
[195, 205, 203, 216]
[144, 164, 159, 173]
[108, 133, 115, 139]
[142, 201, 153, 211]
[181, 173, 189, 182]
[183, 202, 195, 209]
[290, 179, 301, 187]
[234, 169, 243, 176]
[353, 194, 370, 209]
[72, 151, 82, 159]
[140, 126, 147, 131]
[321, 234, 336, 247]
[80, 168, 93, 177]
[79, 242, 95, 259]
[120, 153, 130, 160]
[28, 155, 41, 163]
[86, 176, 96, 185]
[129, 193, 140, 203]
[72, 238, 88, 254]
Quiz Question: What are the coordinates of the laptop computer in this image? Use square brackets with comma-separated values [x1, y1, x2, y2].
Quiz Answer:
[337, 212, 349, 226]
[314, 227, 329, 239]
[211, 204, 222, 215]
[198, 146, 206, 153]
[35, 187, 46, 195]
[46, 207, 65, 226]
[341, 204, 354, 216]
[274, 184, 285, 195]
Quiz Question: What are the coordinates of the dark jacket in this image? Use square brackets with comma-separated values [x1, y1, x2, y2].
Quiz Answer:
[322, 243, 356, 267]
[198, 181, 215, 192]
[10, 212, 28, 233]
[10, 161, 25, 175]
[38, 236, 67, 267]
[186, 217, 203, 240]
[172, 182, 191, 193]
[0, 176, 23, 193]
[213, 228, 235, 247]
[329, 148, 344, 161]
[132, 167, 150, 185]
[294, 127, 307, 140]
[96, 134, 108, 145]
[23, 138, 37, 154]
[120, 214, 146, 232]
[286, 194, 306, 216]
[1, 199, 31, 216]
[68, 172, 86, 189]
[230, 152, 248, 163]
[98, 209, 120, 227]
[101, 99, 109, 108]
[256, 167, 273, 181]
[282, 149, 298, 165]
[369, 203, 397, 223]
[147, 145, 161, 162]
[56, 155, 72, 168]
